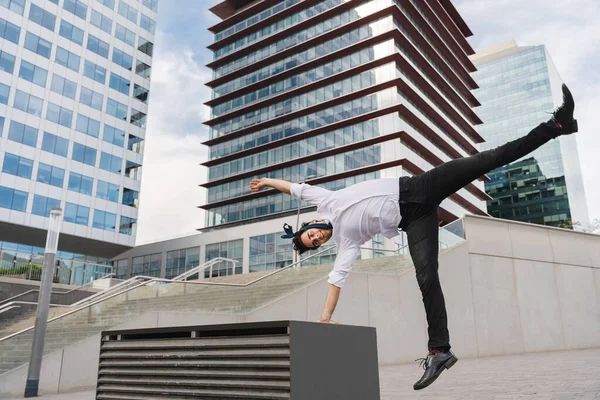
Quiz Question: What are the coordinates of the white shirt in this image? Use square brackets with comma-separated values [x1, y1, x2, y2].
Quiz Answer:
[290, 179, 402, 288]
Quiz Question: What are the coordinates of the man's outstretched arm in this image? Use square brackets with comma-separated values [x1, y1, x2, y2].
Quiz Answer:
[250, 178, 292, 194]
[319, 284, 341, 324]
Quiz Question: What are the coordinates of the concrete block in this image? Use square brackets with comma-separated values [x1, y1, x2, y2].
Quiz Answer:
[513, 260, 565, 352]
[554, 265, 600, 349]
[588, 235, 600, 268]
[438, 243, 478, 358]
[0, 350, 63, 396]
[465, 217, 513, 258]
[508, 223, 554, 263]
[0, 361, 28, 396]
[548, 229, 593, 267]
[469, 255, 524, 357]
[58, 334, 101, 393]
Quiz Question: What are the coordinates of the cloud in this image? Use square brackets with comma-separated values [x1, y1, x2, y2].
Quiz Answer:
[135, 29, 212, 244]
[455, 0, 600, 222]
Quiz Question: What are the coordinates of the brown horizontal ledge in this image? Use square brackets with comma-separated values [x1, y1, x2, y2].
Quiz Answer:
[206, 0, 379, 70]
[199, 157, 488, 218]
[426, 0, 475, 56]
[205, 50, 482, 131]
[202, 131, 405, 188]
[209, 0, 367, 52]
[207, 4, 477, 104]
[437, 0, 473, 38]
[202, 104, 489, 183]
[204, 76, 482, 156]
[209, 0, 281, 32]
[201, 127, 490, 201]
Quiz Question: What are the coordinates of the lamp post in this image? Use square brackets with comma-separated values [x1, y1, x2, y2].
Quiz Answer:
[25, 208, 63, 398]
[294, 174, 316, 265]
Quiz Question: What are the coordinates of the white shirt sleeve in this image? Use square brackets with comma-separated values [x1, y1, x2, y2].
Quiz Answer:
[327, 238, 360, 288]
[290, 183, 332, 206]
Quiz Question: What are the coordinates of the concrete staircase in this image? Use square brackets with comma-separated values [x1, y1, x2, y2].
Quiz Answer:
[0, 255, 415, 376]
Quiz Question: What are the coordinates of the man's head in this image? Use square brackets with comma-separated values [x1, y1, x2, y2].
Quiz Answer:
[291, 219, 333, 254]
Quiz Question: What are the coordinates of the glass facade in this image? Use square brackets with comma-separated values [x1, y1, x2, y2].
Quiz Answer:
[472, 45, 588, 227]
[165, 246, 200, 279]
[205, 239, 243, 277]
[0, 0, 156, 280]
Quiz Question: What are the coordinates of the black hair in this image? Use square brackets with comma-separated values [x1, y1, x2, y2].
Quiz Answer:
[291, 221, 331, 255]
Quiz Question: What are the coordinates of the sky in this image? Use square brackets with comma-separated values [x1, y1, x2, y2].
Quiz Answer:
[135, 0, 600, 244]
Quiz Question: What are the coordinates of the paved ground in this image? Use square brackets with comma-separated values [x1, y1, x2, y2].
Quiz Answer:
[1, 349, 599, 400]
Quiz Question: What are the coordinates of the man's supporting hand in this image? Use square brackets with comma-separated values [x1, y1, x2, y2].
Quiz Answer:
[319, 283, 341, 323]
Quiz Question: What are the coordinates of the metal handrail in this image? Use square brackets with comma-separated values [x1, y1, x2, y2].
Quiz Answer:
[172, 257, 238, 281]
[0, 271, 115, 307]
[0, 301, 65, 315]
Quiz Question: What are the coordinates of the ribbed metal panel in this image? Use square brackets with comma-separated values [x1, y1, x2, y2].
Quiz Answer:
[97, 334, 291, 399]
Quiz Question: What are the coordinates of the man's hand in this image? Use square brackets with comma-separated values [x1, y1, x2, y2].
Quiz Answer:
[318, 319, 340, 324]
[250, 178, 269, 192]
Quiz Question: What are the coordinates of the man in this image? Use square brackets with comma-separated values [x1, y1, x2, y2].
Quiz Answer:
[249, 85, 578, 390]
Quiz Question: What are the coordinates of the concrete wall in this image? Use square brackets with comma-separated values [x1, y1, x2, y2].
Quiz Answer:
[1, 216, 599, 395]
[0, 277, 98, 304]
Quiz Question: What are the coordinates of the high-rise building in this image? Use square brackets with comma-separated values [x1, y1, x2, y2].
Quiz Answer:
[471, 40, 589, 228]
[193, 0, 490, 276]
[0, 0, 157, 283]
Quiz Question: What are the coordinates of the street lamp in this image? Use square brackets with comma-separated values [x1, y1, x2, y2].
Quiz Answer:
[25, 208, 63, 398]
[294, 174, 316, 265]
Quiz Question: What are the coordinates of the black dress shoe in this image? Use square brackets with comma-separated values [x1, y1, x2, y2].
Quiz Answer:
[413, 350, 458, 390]
[549, 84, 578, 135]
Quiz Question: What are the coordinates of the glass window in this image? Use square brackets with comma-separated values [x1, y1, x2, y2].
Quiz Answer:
[127, 134, 143, 153]
[109, 72, 130, 95]
[130, 109, 146, 128]
[93, 209, 116, 231]
[50, 75, 77, 99]
[142, 0, 157, 12]
[91, 10, 112, 33]
[32, 195, 61, 217]
[103, 125, 125, 147]
[96, 180, 119, 202]
[122, 187, 138, 207]
[37, 163, 65, 188]
[59, 20, 84, 45]
[135, 60, 151, 79]
[64, 203, 89, 225]
[0, 186, 27, 212]
[106, 98, 127, 120]
[41, 132, 69, 157]
[140, 14, 155, 34]
[119, 216, 136, 235]
[99, 152, 122, 174]
[2, 153, 33, 178]
[118, 1, 137, 23]
[55, 47, 80, 72]
[112, 48, 133, 70]
[79, 87, 104, 110]
[46, 103, 73, 128]
[0, 17, 20, 44]
[138, 37, 153, 56]
[14, 90, 43, 117]
[97, 0, 115, 10]
[133, 84, 148, 104]
[205, 239, 243, 276]
[8, 121, 38, 147]
[68, 172, 93, 195]
[125, 160, 141, 180]
[72, 143, 97, 166]
[64, 0, 87, 19]
[87, 35, 110, 58]
[113, 258, 128, 279]
[29, 4, 56, 31]
[19, 61, 48, 87]
[75, 114, 100, 137]
[24, 32, 52, 58]
[115, 23, 134, 46]
[0, 50, 16, 73]
[83, 60, 106, 83]
[0, 82, 9, 104]
[0, 0, 25, 15]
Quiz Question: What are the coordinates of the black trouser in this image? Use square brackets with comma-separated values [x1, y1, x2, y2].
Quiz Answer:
[398, 123, 558, 351]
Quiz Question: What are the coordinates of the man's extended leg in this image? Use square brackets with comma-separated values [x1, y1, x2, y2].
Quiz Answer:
[414, 84, 578, 205]
[402, 202, 458, 391]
